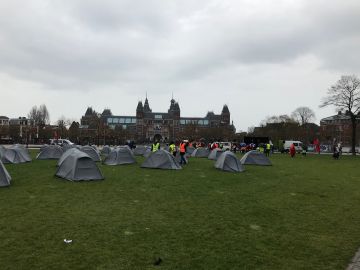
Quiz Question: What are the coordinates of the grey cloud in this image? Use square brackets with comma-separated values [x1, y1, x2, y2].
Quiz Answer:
[1, 0, 359, 89]
[0, 0, 359, 131]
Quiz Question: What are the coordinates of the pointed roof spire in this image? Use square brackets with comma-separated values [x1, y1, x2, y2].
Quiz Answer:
[222, 104, 230, 114]
[144, 93, 152, 112]
[136, 100, 143, 111]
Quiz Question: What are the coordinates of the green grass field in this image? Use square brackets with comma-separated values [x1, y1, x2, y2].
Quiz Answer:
[1, 151, 360, 270]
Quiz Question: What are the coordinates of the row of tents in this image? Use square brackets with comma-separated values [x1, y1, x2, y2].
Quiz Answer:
[0, 144, 271, 186]
[0, 145, 29, 187]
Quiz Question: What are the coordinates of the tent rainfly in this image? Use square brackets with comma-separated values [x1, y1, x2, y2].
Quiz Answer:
[2, 145, 31, 164]
[240, 150, 272, 166]
[37, 145, 64, 160]
[191, 147, 210, 158]
[58, 148, 80, 167]
[186, 146, 195, 154]
[91, 145, 98, 150]
[103, 147, 136, 165]
[62, 144, 76, 153]
[0, 160, 11, 187]
[143, 149, 152, 158]
[101, 145, 112, 156]
[133, 145, 148, 156]
[208, 148, 224, 160]
[80, 146, 101, 162]
[55, 150, 104, 181]
[141, 150, 182, 170]
[40, 144, 49, 151]
[215, 151, 245, 172]
[0, 145, 6, 159]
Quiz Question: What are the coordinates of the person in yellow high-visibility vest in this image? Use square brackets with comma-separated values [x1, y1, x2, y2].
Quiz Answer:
[266, 143, 271, 156]
[151, 140, 160, 152]
[169, 141, 176, 157]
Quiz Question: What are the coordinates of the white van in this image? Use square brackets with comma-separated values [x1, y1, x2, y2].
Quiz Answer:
[49, 139, 74, 146]
[283, 140, 303, 153]
[220, 142, 232, 151]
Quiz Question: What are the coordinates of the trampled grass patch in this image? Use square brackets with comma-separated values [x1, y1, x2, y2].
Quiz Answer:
[1, 151, 360, 269]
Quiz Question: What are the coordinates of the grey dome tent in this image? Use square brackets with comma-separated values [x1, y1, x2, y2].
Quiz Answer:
[141, 150, 182, 170]
[101, 145, 112, 156]
[143, 149, 152, 158]
[62, 144, 76, 152]
[103, 147, 136, 165]
[186, 146, 195, 155]
[80, 146, 101, 162]
[57, 148, 79, 167]
[40, 144, 49, 151]
[2, 145, 31, 164]
[37, 145, 63, 160]
[0, 145, 6, 159]
[240, 150, 272, 166]
[191, 147, 210, 158]
[215, 151, 245, 172]
[208, 149, 224, 160]
[91, 145, 98, 150]
[55, 150, 104, 181]
[0, 160, 11, 187]
[133, 145, 147, 156]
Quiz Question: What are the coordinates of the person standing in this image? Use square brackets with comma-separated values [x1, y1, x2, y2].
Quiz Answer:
[289, 143, 296, 158]
[314, 138, 321, 154]
[232, 143, 237, 154]
[179, 140, 187, 165]
[151, 140, 160, 152]
[169, 141, 176, 157]
[265, 142, 271, 157]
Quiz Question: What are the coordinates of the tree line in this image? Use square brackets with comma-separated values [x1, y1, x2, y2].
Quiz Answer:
[246, 106, 319, 149]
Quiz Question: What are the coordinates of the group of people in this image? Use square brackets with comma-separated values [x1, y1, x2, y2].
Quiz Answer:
[150, 138, 346, 161]
[257, 143, 272, 157]
[151, 140, 188, 165]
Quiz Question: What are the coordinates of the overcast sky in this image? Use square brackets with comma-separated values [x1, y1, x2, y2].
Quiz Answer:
[0, 0, 359, 131]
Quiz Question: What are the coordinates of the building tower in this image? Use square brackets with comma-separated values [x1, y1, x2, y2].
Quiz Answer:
[136, 101, 144, 141]
[168, 97, 181, 140]
[143, 96, 152, 113]
[221, 105, 230, 125]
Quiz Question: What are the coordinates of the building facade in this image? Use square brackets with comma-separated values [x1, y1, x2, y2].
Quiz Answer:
[81, 97, 234, 142]
[320, 111, 360, 145]
[0, 116, 36, 143]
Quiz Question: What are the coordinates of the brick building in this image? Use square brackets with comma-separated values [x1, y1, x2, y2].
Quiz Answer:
[320, 111, 360, 145]
[81, 97, 234, 142]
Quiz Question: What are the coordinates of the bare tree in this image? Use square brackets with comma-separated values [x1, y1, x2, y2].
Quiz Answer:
[261, 114, 296, 125]
[28, 106, 41, 123]
[39, 104, 50, 125]
[291, 107, 315, 126]
[28, 104, 50, 125]
[320, 75, 360, 155]
[57, 116, 72, 128]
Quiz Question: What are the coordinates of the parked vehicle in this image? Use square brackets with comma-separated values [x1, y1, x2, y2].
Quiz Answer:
[212, 142, 232, 150]
[282, 140, 303, 153]
[49, 139, 74, 146]
[220, 142, 232, 151]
